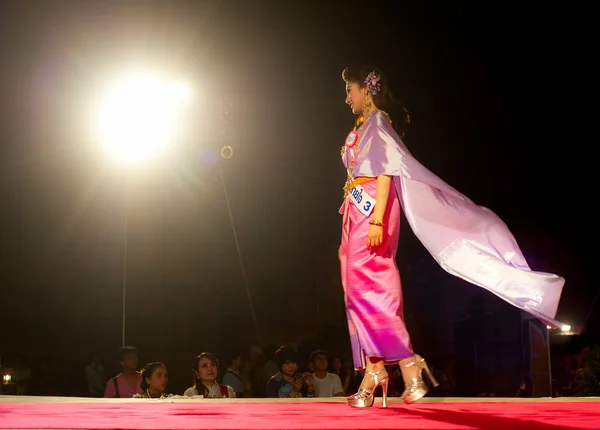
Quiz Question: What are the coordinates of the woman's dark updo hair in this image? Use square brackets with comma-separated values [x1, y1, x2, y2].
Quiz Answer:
[193, 352, 219, 397]
[140, 362, 166, 391]
[342, 65, 410, 138]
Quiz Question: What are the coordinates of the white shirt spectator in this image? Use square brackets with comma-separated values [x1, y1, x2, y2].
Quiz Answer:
[311, 372, 344, 397]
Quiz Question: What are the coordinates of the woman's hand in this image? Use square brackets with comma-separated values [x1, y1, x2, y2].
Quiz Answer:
[368, 175, 391, 248]
[367, 224, 384, 247]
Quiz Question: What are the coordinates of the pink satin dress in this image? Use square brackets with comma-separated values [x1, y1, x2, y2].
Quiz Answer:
[339, 179, 414, 369]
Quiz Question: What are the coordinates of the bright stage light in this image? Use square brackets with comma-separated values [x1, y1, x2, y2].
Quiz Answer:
[97, 74, 190, 163]
[171, 83, 190, 102]
[561, 324, 571, 332]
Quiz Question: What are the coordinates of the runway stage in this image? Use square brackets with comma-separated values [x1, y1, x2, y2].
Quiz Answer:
[1, 395, 599, 430]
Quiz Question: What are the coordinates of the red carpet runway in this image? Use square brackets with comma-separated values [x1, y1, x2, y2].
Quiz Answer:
[1, 396, 598, 430]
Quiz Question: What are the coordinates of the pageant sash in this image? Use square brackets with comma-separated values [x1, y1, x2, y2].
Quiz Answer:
[348, 184, 376, 217]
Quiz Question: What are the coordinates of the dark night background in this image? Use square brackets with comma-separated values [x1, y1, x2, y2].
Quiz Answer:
[0, 0, 595, 395]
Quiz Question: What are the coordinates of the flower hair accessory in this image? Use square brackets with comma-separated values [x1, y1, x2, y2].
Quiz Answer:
[365, 71, 381, 95]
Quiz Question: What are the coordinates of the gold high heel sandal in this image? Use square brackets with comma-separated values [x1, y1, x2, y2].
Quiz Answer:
[347, 368, 389, 408]
[401, 355, 439, 404]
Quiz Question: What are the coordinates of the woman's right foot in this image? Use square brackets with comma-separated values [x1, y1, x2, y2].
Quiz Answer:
[347, 368, 390, 408]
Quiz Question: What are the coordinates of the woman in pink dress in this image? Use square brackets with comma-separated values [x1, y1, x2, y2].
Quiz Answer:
[339, 65, 565, 408]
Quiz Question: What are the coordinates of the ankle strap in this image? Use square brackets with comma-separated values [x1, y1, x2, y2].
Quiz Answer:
[365, 368, 387, 384]
[402, 356, 424, 368]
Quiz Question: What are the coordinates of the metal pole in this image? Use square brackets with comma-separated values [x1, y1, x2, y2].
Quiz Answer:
[217, 164, 262, 346]
[546, 327, 552, 397]
[121, 183, 130, 347]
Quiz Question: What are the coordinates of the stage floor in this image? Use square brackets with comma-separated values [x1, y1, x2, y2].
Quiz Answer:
[1, 395, 599, 430]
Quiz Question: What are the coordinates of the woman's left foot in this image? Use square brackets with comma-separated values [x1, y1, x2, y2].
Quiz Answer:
[400, 355, 439, 404]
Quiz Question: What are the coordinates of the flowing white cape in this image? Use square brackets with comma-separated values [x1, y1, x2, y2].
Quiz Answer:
[348, 112, 564, 327]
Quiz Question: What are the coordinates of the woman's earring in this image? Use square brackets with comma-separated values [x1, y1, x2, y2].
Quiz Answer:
[364, 93, 372, 111]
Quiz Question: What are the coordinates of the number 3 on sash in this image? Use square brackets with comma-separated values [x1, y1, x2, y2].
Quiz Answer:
[348, 184, 376, 217]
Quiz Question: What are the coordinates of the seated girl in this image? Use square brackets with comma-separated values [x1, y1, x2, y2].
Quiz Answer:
[183, 352, 235, 398]
[133, 362, 172, 398]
